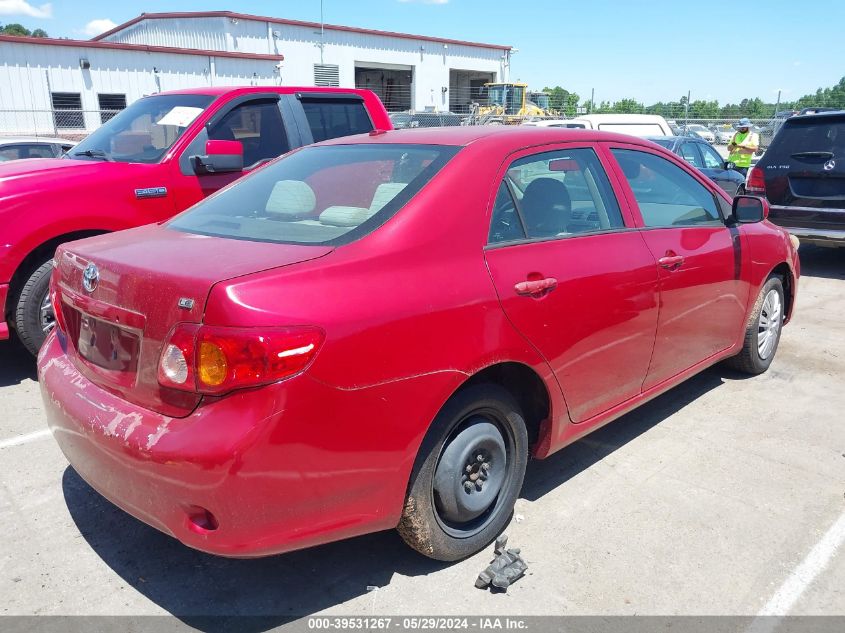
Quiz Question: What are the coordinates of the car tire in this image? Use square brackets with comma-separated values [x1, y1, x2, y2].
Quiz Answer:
[398, 384, 528, 561]
[13, 260, 55, 356]
[725, 275, 785, 375]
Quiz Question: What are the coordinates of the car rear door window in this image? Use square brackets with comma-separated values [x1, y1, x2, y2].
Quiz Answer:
[679, 142, 704, 168]
[489, 148, 624, 244]
[699, 143, 725, 169]
[208, 98, 290, 168]
[300, 97, 374, 142]
[612, 149, 722, 227]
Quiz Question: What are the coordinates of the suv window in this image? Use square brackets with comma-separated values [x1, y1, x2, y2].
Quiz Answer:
[300, 97, 374, 142]
[170, 144, 459, 246]
[489, 148, 624, 243]
[209, 99, 289, 168]
[612, 149, 722, 227]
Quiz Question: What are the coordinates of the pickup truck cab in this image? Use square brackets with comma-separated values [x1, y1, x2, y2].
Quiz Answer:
[0, 86, 390, 354]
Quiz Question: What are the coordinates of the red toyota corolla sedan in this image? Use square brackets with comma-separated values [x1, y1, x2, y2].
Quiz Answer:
[39, 127, 800, 561]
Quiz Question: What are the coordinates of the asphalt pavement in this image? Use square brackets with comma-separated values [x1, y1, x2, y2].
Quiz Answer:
[1, 246, 843, 627]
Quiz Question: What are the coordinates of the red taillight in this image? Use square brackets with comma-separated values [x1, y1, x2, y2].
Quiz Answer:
[158, 324, 324, 395]
[746, 166, 766, 194]
[49, 264, 67, 335]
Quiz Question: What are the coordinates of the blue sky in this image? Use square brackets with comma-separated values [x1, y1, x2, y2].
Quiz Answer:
[2, 0, 841, 105]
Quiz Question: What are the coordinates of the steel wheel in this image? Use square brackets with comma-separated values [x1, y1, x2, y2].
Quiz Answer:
[432, 417, 510, 537]
[757, 288, 782, 360]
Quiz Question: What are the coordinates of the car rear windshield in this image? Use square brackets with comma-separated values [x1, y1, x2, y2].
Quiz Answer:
[169, 144, 460, 245]
[769, 117, 845, 159]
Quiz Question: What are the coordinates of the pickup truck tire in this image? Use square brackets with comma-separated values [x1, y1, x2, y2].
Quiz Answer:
[14, 260, 54, 356]
[398, 384, 528, 561]
[725, 275, 784, 375]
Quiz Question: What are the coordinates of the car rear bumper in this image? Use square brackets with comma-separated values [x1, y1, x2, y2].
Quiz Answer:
[0, 283, 9, 340]
[38, 330, 446, 557]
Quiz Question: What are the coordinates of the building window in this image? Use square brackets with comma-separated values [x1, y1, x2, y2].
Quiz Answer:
[51, 92, 84, 129]
[314, 64, 340, 87]
[97, 93, 127, 124]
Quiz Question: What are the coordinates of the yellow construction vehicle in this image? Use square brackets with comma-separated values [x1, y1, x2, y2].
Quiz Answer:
[468, 83, 555, 124]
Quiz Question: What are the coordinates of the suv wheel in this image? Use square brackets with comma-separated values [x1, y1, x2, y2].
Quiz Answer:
[398, 384, 528, 561]
[13, 260, 55, 356]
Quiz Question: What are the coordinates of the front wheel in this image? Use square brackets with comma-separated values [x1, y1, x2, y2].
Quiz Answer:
[13, 260, 55, 356]
[725, 275, 785, 374]
[398, 384, 528, 561]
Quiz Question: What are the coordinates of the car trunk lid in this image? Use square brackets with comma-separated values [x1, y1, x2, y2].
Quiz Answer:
[54, 225, 333, 416]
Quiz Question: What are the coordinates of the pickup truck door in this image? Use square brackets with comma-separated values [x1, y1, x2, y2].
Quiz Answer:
[171, 94, 298, 211]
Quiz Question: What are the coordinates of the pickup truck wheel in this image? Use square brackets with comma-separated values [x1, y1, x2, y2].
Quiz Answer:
[13, 260, 55, 356]
[398, 384, 528, 561]
[725, 275, 784, 375]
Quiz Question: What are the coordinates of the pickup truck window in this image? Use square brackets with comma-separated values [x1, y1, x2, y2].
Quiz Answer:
[208, 99, 289, 169]
[68, 94, 215, 164]
[301, 98, 374, 142]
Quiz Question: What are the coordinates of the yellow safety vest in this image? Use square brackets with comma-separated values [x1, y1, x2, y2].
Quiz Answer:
[729, 131, 759, 168]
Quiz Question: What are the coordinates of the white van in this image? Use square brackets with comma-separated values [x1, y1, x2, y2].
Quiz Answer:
[565, 114, 674, 137]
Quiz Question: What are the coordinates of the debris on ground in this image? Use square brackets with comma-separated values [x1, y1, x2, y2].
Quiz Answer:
[475, 534, 528, 592]
[513, 514, 524, 524]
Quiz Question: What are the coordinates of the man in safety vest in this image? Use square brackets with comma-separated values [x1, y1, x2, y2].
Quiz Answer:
[728, 117, 759, 176]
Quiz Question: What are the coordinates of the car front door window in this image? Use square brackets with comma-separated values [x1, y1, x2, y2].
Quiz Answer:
[611, 149, 722, 227]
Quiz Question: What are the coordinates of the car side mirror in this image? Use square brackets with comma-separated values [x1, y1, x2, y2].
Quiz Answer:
[192, 140, 243, 174]
[731, 195, 768, 224]
[724, 160, 735, 170]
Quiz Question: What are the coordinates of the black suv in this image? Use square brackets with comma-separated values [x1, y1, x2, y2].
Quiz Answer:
[749, 110, 845, 246]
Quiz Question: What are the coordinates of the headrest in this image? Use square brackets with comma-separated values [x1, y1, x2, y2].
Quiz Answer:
[318, 206, 373, 227]
[265, 180, 316, 216]
[369, 182, 407, 212]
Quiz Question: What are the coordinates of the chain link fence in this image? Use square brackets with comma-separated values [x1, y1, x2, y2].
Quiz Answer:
[0, 109, 123, 140]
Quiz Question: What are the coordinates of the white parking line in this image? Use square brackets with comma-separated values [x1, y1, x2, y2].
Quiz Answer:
[747, 511, 845, 633]
[0, 428, 51, 449]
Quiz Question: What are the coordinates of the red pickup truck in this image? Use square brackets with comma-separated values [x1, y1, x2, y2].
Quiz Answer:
[0, 86, 390, 354]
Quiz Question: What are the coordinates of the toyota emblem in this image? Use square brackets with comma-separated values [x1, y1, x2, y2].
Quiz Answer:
[824, 159, 836, 171]
[82, 263, 99, 293]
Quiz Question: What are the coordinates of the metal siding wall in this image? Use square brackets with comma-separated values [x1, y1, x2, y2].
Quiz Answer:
[0, 40, 280, 134]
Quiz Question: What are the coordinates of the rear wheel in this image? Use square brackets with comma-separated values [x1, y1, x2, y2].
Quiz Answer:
[398, 384, 528, 561]
[13, 260, 55, 356]
[725, 275, 784, 374]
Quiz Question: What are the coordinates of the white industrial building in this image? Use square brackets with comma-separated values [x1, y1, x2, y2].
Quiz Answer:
[0, 10, 512, 136]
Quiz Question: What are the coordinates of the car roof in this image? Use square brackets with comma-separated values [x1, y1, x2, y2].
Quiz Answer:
[0, 136, 76, 144]
[155, 86, 375, 97]
[316, 126, 666, 149]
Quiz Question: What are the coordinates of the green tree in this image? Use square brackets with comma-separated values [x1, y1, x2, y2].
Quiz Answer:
[1, 23, 32, 36]
[542, 85, 580, 116]
[31, 28, 48, 38]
